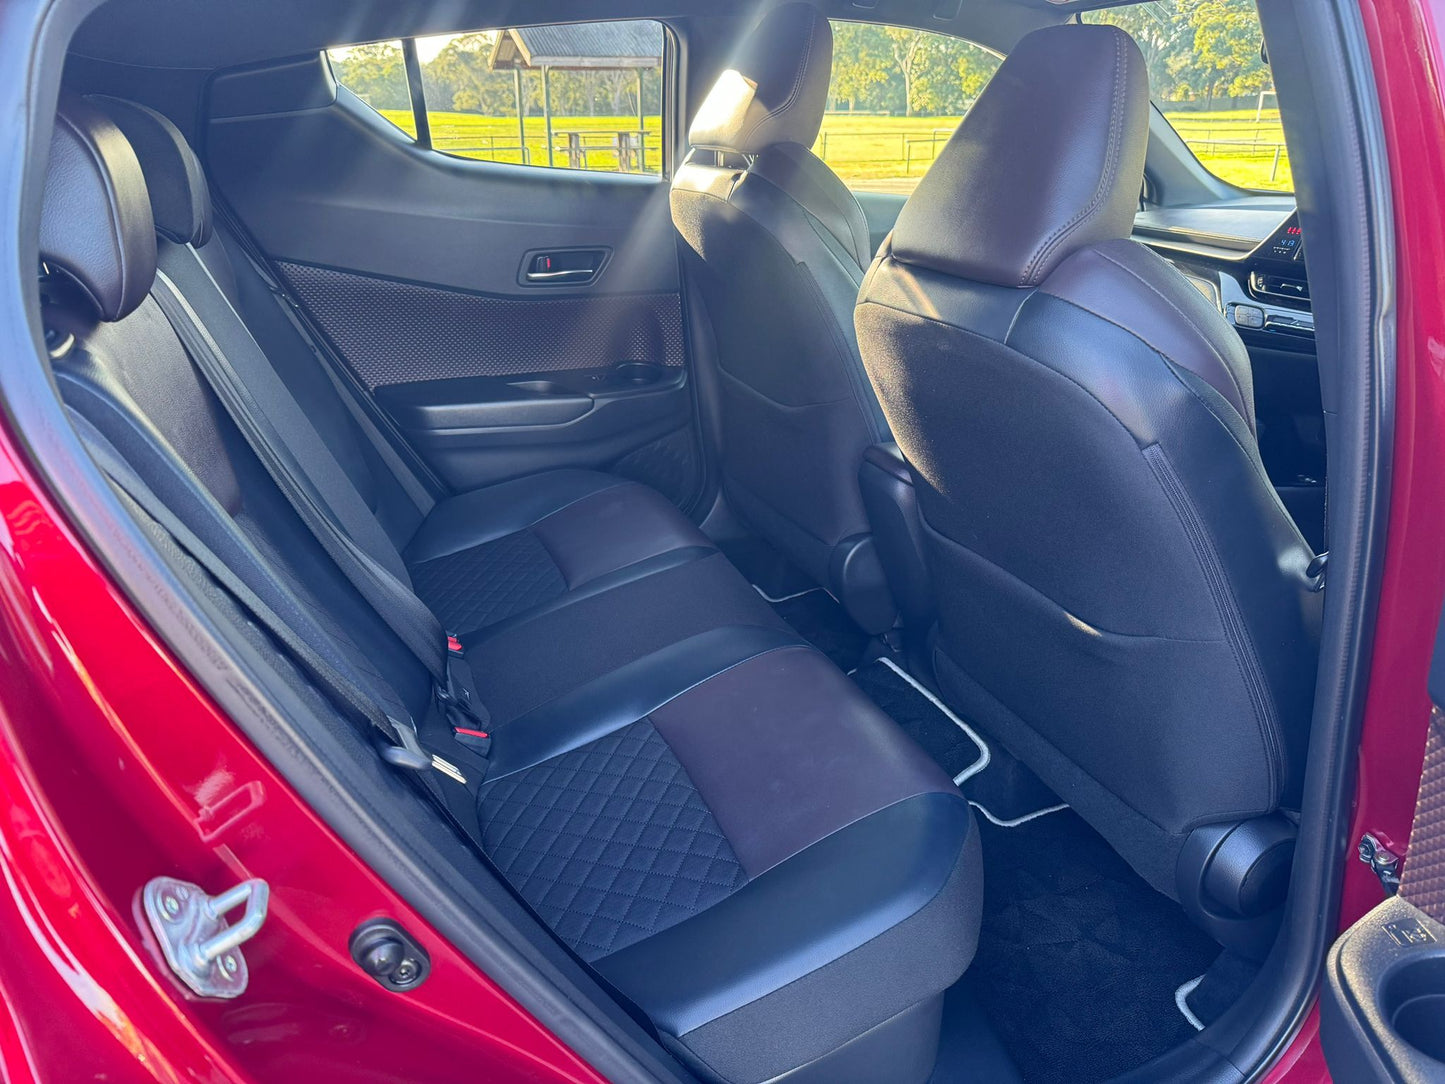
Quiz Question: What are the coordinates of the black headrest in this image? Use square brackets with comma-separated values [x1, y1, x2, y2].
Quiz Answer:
[88, 96, 213, 247]
[40, 95, 157, 321]
[890, 25, 1149, 288]
[688, 3, 832, 155]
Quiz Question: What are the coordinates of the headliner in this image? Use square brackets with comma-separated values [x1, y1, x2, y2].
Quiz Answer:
[68, 0, 1064, 71]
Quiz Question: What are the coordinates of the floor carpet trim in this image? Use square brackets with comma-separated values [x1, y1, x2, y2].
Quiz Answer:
[969, 801, 1070, 827]
[874, 657, 990, 785]
[1174, 975, 1207, 1031]
[751, 583, 822, 604]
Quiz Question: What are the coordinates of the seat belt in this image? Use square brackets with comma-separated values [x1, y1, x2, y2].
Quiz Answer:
[72, 410, 452, 776]
[148, 255, 449, 686]
[79, 410, 658, 1036]
[209, 197, 446, 509]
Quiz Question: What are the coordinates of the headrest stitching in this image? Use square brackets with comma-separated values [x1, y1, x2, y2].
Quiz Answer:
[1021, 30, 1130, 285]
[737, 5, 819, 149]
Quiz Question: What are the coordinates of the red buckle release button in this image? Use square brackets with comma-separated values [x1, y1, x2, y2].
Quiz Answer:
[447, 635, 464, 654]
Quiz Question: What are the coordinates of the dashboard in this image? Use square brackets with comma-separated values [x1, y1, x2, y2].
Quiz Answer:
[1132, 201, 1315, 353]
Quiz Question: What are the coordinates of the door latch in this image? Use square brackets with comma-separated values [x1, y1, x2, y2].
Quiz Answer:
[1358, 833, 1402, 896]
[143, 876, 269, 998]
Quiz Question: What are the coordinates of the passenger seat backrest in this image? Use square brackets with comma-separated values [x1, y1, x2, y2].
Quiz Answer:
[855, 25, 1321, 919]
[673, 3, 894, 632]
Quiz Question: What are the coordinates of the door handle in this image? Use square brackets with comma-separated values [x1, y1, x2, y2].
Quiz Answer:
[524, 267, 596, 283]
[520, 249, 607, 287]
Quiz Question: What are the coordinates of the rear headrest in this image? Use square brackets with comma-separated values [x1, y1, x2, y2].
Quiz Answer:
[40, 95, 156, 321]
[688, 3, 832, 155]
[88, 96, 213, 247]
[890, 25, 1149, 288]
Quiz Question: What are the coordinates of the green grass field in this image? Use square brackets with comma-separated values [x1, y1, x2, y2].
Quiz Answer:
[382, 107, 1292, 193]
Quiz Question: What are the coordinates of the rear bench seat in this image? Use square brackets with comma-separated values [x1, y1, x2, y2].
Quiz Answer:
[38, 96, 982, 1084]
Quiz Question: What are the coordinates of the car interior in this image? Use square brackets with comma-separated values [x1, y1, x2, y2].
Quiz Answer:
[16, 0, 1386, 1080]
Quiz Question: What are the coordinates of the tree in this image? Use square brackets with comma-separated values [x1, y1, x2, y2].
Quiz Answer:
[1085, 0, 1272, 105]
[884, 27, 928, 116]
[829, 23, 894, 111]
[910, 34, 999, 114]
[424, 32, 519, 115]
[328, 41, 411, 111]
[1186, 0, 1272, 103]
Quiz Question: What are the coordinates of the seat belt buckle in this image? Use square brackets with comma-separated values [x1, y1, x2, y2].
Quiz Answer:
[452, 727, 492, 758]
[380, 715, 469, 784]
[447, 634, 465, 655]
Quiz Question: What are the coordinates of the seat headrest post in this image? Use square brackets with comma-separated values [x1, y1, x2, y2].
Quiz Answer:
[688, 2, 833, 156]
[40, 95, 157, 322]
[890, 25, 1150, 288]
[88, 95, 213, 248]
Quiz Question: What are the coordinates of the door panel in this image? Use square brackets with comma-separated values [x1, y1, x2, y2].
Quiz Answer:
[1321, 613, 1445, 1082]
[204, 54, 702, 505]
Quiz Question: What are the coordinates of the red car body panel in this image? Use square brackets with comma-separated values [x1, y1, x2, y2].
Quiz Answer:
[0, 0, 1442, 1080]
[1342, 0, 1445, 931]
[0, 429, 606, 1081]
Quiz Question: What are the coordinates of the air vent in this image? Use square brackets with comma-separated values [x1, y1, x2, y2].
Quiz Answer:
[1249, 271, 1310, 305]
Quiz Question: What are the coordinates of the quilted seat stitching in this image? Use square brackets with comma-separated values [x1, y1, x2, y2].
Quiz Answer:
[477, 720, 747, 959]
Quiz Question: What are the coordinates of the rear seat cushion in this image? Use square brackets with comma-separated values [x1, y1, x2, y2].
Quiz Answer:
[478, 642, 981, 1082]
[405, 469, 716, 639]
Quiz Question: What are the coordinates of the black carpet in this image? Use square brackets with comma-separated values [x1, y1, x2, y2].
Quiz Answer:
[969, 811, 1221, 1084]
[1185, 950, 1259, 1028]
[768, 588, 870, 671]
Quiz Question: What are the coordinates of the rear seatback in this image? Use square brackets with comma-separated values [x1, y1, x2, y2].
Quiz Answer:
[38, 96, 983, 1084]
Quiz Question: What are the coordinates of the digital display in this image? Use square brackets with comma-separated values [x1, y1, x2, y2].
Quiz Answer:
[1265, 216, 1305, 261]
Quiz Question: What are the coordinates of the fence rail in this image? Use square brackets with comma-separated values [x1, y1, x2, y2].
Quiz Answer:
[429, 128, 654, 172]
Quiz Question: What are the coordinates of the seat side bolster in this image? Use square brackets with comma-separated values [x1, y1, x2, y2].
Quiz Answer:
[592, 792, 977, 1039]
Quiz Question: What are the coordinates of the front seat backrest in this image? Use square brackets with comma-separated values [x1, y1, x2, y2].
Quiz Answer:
[672, 3, 894, 631]
[855, 24, 1321, 914]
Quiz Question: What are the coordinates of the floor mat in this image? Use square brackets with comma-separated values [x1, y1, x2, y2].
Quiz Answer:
[962, 738, 1068, 825]
[968, 811, 1222, 1084]
[722, 537, 815, 601]
[851, 658, 987, 783]
[1181, 949, 1259, 1029]
[767, 587, 870, 671]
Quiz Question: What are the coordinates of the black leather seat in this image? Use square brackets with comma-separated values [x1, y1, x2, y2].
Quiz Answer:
[42, 95, 983, 1084]
[672, 3, 895, 633]
[855, 25, 1321, 946]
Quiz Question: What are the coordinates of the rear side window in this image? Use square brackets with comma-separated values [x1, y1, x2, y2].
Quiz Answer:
[819, 22, 1000, 195]
[329, 21, 666, 176]
[325, 40, 418, 139]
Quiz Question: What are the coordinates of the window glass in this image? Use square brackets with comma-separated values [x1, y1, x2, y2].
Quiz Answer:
[326, 40, 418, 139]
[1084, 1, 1291, 192]
[414, 21, 664, 174]
[818, 22, 1000, 194]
